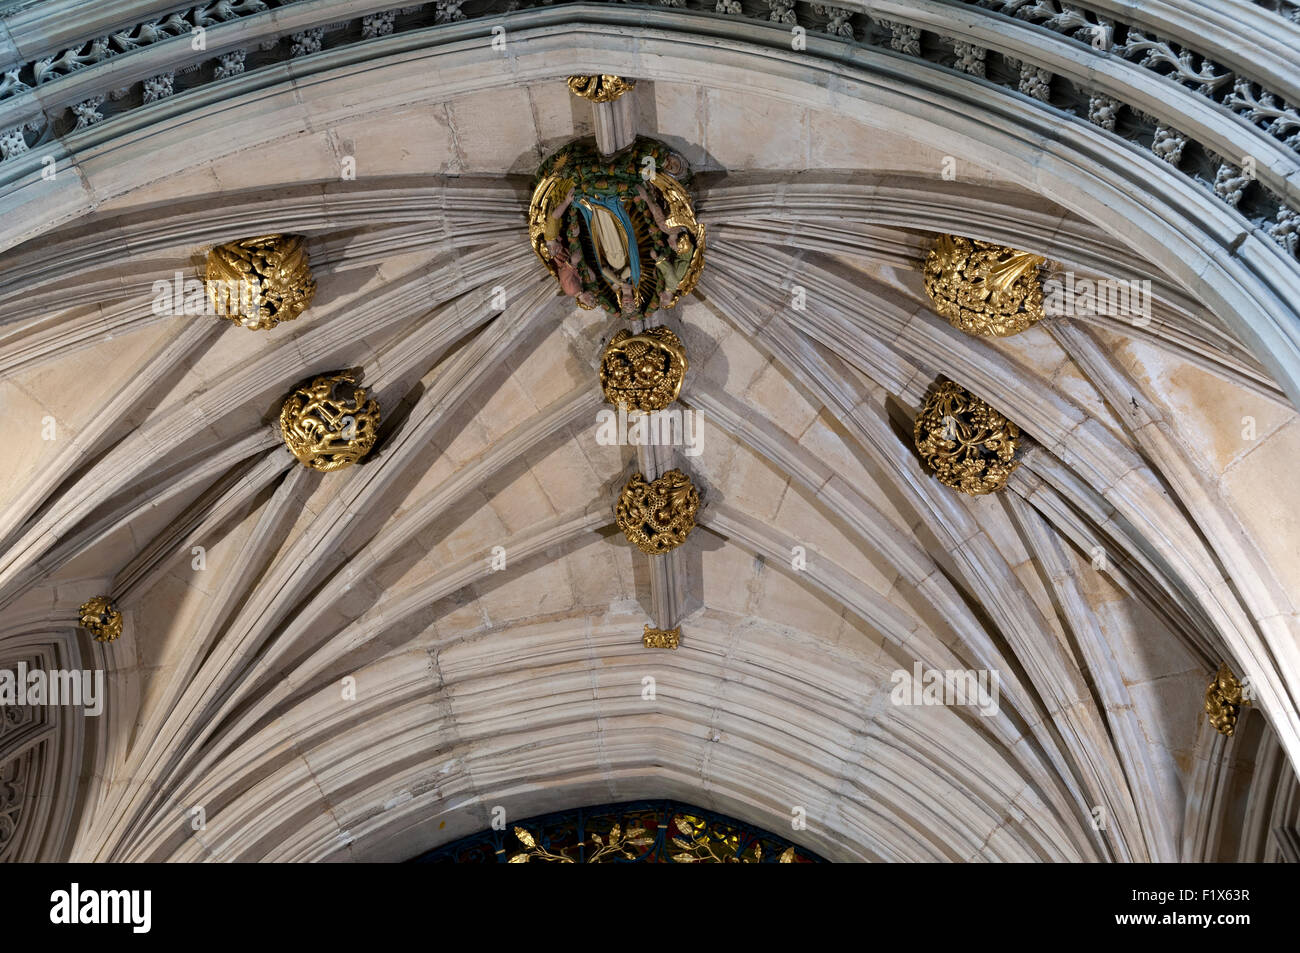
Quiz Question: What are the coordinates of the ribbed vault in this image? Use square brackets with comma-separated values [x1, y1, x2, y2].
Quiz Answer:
[1, 2, 1298, 863]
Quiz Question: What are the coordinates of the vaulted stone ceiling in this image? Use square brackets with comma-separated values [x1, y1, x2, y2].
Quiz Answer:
[1, 0, 1298, 863]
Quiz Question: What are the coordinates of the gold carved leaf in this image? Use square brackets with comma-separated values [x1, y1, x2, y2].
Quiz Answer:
[566, 74, 636, 102]
[923, 234, 1045, 337]
[78, 595, 123, 643]
[914, 380, 1022, 495]
[615, 469, 700, 554]
[600, 326, 688, 411]
[1205, 663, 1249, 736]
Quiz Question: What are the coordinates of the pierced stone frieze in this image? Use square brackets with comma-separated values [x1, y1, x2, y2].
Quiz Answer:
[1152, 125, 1188, 167]
[1087, 93, 1121, 131]
[879, 19, 921, 56]
[951, 40, 987, 78]
[142, 72, 175, 103]
[435, 1, 468, 22]
[1270, 204, 1300, 256]
[214, 50, 247, 79]
[79, 596, 123, 643]
[0, 69, 29, 98]
[1211, 161, 1250, 208]
[1225, 78, 1300, 149]
[599, 326, 688, 411]
[811, 4, 854, 38]
[204, 234, 316, 330]
[279, 372, 381, 472]
[362, 12, 398, 38]
[1115, 28, 1231, 96]
[290, 29, 325, 57]
[616, 469, 700, 554]
[2, 0, 1297, 269]
[1004, 55, 1052, 102]
[768, 0, 797, 25]
[71, 96, 105, 129]
[529, 137, 705, 319]
[0, 126, 29, 161]
[923, 234, 1045, 337]
[914, 381, 1022, 496]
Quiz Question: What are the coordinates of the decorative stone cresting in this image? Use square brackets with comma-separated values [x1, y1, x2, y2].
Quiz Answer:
[3, 0, 1299, 264]
[279, 372, 381, 472]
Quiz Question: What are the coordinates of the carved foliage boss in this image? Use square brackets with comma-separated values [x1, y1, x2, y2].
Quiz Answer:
[642, 625, 680, 650]
[616, 469, 700, 554]
[205, 234, 316, 330]
[1205, 663, 1249, 736]
[914, 381, 1021, 495]
[923, 234, 1045, 337]
[279, 372, 380, 472]
[600, 326, 687, 410]
[79, 596, 122, 643]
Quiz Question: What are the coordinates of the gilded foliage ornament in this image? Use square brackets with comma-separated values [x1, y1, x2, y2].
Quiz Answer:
[79, 596, 122, 643]
[204, 234, 316, 330]
[600, 326, 687, 410]
[528, 137, 704, 320]
[509, 814, 797, 863]
[566, 74, 636, 103]
[279, 372, 380, 472]
[616, 469, 699, 554]
[509, 823, 653, 862]
[914, 380, 1021, 495]
[642, 624, 680, 649]
[1205, 663, 1249, 736]
[923, 234, 1045, 337]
